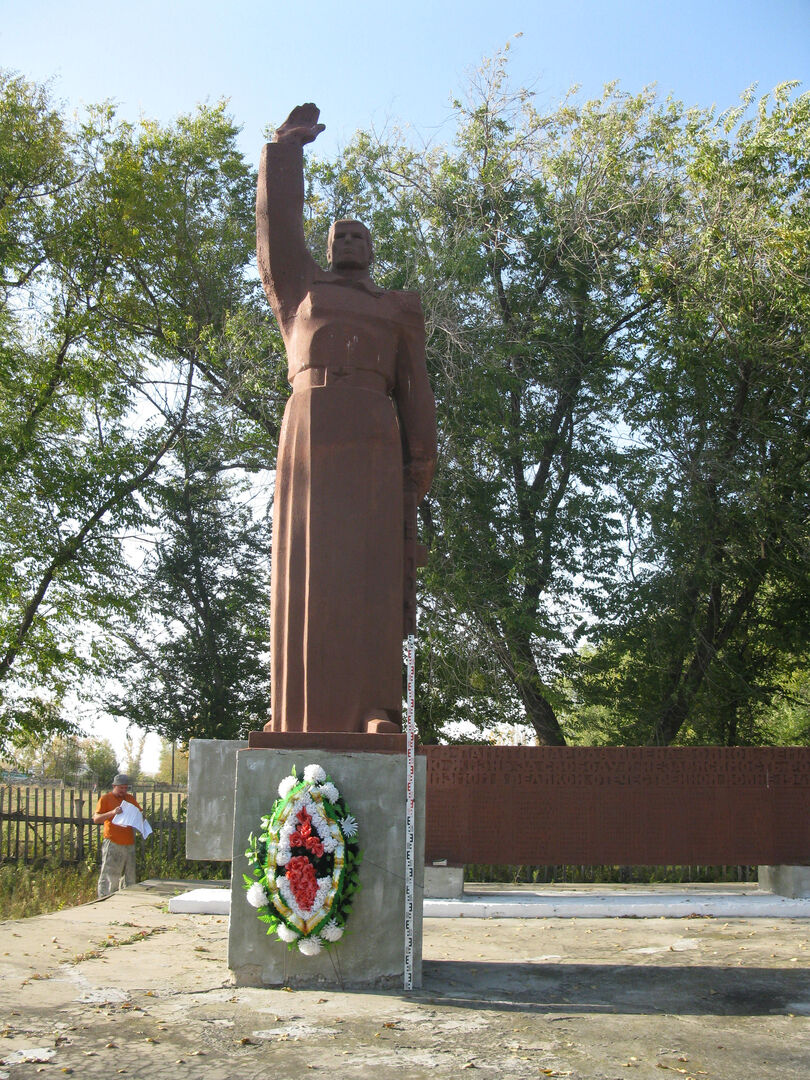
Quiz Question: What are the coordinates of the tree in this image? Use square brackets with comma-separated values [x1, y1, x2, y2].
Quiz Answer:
[5, 61, 807, 752]
[580, 84, 810, 744]
[81, 738, 119, 787]
[120, 728, 146, 783]
[12, 734, 84, 781]
[0, 71, 279, 752]
[155, 739, 189, 785]
[106, 417, 271, 743]
[306, 53, 685, 744]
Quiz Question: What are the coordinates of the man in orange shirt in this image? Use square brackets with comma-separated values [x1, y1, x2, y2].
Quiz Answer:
[93, 773, 141, 898]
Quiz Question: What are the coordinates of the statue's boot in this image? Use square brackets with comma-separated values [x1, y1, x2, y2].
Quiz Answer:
[364, 709, 401, 734]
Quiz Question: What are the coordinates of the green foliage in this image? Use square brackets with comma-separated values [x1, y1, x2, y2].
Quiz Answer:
[307, 56, 690, 744]
[0, 70, 280, 752]
[2, 58, 807, 751]
[11, 734, 84, 781]
[306, 56, 809, 747]
[579, 85, 810, 744]
[6, 733, 119, 784]
[155, 739, 189, 784]
[81, 738, 119, 787]
[120, 728, 146, 783]
[105, 417, 271, 742]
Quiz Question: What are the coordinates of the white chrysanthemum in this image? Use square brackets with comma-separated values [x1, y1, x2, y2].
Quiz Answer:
[317, 781, 339, 803]
[321, 920, 344, 942]
[303, 764, 326, 784]
[277, 923, 298, 943]
[245, 881, 269, 909]
[320, 833, 337, 854]
[340, 814, 358, 838]
[278, 774, 297, 799]
[298, 935, 323, 956]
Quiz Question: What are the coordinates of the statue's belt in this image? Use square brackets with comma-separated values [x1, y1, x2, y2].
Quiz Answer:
[293, 368, 389, 393]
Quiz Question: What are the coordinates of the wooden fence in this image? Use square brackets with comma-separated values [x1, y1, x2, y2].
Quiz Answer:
[0, 784, 187, 865]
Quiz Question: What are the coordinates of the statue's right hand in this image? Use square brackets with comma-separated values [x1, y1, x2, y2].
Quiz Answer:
[273, 103, 325, 145]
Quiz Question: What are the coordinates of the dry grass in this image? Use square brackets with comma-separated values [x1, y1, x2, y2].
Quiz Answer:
[0, 849, 229, 920]
[0, 860, 98, 920]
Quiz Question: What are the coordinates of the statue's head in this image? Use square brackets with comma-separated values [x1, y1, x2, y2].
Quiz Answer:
[327, 219, 373, 272]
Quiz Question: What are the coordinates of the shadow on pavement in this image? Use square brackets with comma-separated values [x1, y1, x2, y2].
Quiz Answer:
[420, 960, 810, 1016]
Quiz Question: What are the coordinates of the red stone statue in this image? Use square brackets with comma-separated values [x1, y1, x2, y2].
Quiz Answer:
[257, 104, 437, 734]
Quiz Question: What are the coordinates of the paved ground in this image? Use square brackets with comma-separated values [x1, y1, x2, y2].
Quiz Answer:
[2, 880, 809, 1079]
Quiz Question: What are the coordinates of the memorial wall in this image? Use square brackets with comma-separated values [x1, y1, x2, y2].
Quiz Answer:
[421, 747, 810, 866]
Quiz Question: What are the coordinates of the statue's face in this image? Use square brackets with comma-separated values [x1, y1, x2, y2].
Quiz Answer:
[328, 220, 371, 271]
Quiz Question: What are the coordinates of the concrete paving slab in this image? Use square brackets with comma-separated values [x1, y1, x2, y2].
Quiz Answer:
[2, 880, 810, 1079]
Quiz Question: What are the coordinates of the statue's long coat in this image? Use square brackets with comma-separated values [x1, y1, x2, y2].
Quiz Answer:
[257, 140, 437, 732]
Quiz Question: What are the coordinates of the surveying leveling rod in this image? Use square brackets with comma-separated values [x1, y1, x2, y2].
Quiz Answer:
[404, 632, 417, 991]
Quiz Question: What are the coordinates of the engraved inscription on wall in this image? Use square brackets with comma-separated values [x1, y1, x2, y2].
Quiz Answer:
[423, 747, 810, 789]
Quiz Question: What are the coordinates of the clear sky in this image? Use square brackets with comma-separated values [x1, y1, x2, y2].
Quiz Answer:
[3, 0, 808, 167]
[3, 0, 807, 771]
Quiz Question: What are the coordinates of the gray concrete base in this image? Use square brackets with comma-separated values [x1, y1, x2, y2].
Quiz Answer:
[424, 865, 464, 898]
[168, 882, 810, 919]
[228, 748, 425, 988]
[167, 882, 810, 919]
[758, 865, 810, 898]
[186, 738, 247, 860]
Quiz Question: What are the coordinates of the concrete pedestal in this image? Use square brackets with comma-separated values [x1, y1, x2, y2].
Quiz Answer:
[228, 748, 425, 988]
[758, 865, 810, 898]
[186, 739, 247, 861]
[424, 865, 464, 898]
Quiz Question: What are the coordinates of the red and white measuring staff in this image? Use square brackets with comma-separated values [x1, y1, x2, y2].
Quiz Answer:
[404, 631, 417, 991]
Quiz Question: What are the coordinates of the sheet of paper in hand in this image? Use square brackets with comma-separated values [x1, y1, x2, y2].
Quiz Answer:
[117, 800, 153, 838]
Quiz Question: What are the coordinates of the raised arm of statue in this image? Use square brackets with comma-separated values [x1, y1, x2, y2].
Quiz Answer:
[256, 103, 325, 326]
[394, 294, 438, 502]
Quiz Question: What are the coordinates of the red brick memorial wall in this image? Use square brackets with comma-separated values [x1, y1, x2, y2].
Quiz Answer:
[421, 746, 810, 866]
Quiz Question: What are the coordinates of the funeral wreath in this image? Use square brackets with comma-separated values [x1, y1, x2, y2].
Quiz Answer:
[243, 764, 361, 954]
